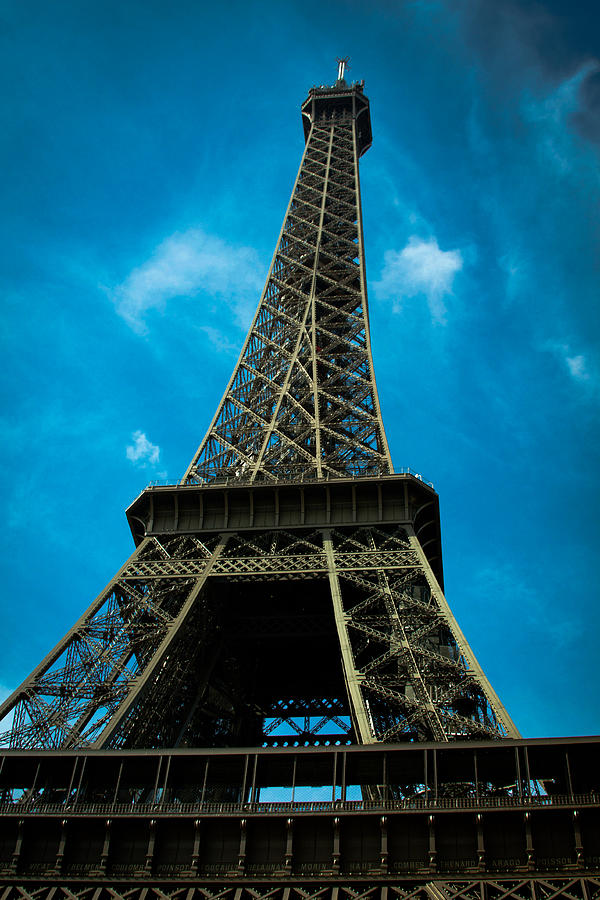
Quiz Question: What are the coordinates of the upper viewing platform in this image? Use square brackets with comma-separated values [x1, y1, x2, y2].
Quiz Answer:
[301, 66, 372, 156]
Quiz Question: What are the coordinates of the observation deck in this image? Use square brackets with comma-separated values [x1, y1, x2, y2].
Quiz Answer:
[126, 472, 444, 587]
[301, 79, 372, 156]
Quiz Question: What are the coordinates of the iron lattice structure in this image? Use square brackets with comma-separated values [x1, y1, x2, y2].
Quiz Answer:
[1, 881, 599, 900]
[0, 75, 519, 752]
[184, 83, 390, 485]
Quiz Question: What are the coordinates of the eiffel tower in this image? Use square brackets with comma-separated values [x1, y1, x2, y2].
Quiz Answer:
[0, 61, 517, 752]
[1, 64, 598, 900]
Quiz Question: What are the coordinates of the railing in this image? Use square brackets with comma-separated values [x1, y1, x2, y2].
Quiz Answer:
[0, 792, 596, 816]
[147, 467, 434, 489]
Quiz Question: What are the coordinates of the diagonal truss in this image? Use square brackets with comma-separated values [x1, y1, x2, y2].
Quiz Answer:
[183, 103, 393, 485]
[0, 881, 599, 900]
[0, 77, 520, 750]
[0, 524, 517, 748]
[0, 535, 226, 749]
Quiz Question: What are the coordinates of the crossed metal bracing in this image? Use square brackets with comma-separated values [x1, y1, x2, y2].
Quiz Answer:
[183, 110, 392, 485]
[2, 881, 600, 900]
[0, 525, 516, 750]
[0, 81, 519, 753]
[262, 696, 353, 746]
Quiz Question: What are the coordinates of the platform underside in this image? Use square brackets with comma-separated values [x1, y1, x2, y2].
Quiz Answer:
[0, 737, 598, 894]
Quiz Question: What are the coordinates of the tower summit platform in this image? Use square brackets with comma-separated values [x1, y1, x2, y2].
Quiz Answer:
[302, 56, 371, 156]
[301, 79, 372, 157]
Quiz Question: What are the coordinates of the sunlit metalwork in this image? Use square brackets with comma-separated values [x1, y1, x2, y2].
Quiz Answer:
[0, 74, 518, 753]
[2, 68, 583, 897]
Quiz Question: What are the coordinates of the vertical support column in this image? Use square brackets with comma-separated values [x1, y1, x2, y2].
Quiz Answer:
[476, 813, 485, 871]
[331, 816, 341, 874]
[144, 819, 156, 873]
[573, 810, 584, 867]
[332, 751, 338, 802]
[428, 814, 437, 872]
[97, 819, 111, 875]
[284, 817, 294, 874]
[323, 530, 376, 744]
[380, 815, 389, 874]
[237, 819, 247, 874]
[524, 812, 535, 871]
[188, 819, 201, 876]
[10, 819, 24, 873]
[54, 818, 68, 873]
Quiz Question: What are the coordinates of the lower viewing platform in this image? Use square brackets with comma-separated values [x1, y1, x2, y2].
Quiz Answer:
[0, 736, 599, 890]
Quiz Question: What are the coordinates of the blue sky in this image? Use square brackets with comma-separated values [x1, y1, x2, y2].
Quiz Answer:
[0, 0, 598, 738]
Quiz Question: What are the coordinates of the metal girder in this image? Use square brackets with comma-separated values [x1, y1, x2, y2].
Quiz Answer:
[0, 536, 226, 749]
[1, 883, 599, 900]
[0, 523, 517, 748]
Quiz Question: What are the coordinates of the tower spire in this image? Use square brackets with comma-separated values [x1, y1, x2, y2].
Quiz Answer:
[336, 55, 350, 83]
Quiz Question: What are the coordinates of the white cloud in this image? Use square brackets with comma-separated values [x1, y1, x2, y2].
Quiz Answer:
[565, 353, 589, 382]
[374, 236, 463, 324]
[111, 227, 263, 334]
[546, 341, 594, 385]
[126, 430, 160, 466]
[199, 324, 240, 356]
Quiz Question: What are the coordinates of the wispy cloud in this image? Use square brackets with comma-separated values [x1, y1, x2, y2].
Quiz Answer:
[126, 430, 160, 466]
[110, 228, 263, 334]
[373, 236, 463, 324]
[545, 341, 595, 386]
[199, 324, 241, 356]
[565, 353, 590, 382]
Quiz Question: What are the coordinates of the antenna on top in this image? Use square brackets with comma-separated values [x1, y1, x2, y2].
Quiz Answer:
[336, 56, 350, 82]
